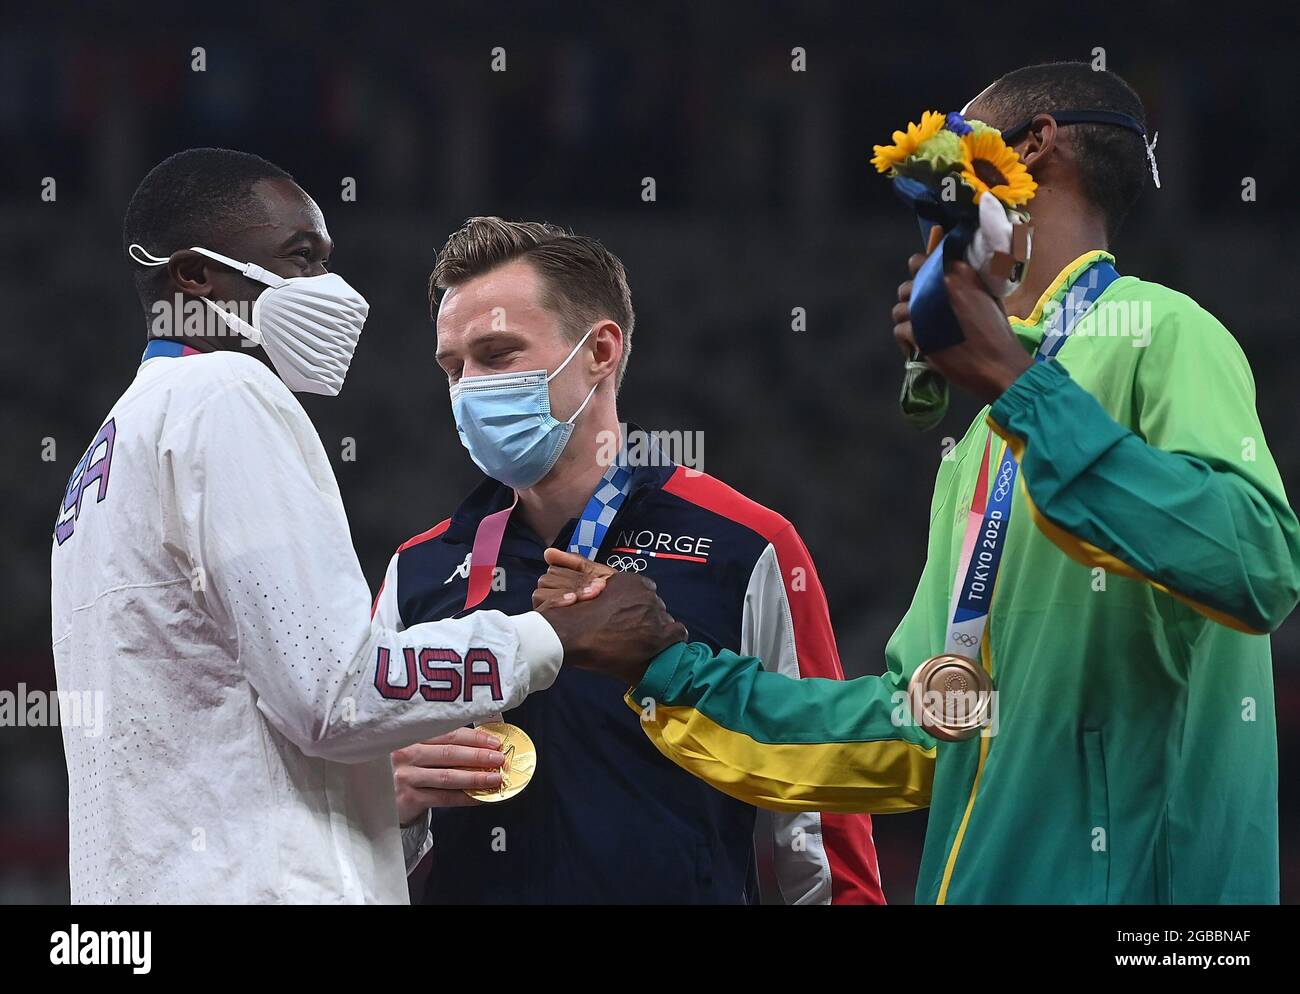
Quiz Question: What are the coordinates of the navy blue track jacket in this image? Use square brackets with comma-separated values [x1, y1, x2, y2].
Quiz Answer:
[374, 454, 880, 903]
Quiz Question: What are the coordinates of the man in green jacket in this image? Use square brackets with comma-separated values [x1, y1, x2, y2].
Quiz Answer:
[542, 62, 1300, 903]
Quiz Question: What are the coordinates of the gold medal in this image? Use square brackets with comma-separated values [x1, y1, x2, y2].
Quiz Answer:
[464, 722, 537, 803]
[907, 653, 994, 742]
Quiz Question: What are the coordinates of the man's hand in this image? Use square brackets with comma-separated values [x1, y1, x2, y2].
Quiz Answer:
[533, 548, 615, 610]
[892, 252, 1033, 405]
[392, 727, 509, 825]
[538, 567, 687, 686]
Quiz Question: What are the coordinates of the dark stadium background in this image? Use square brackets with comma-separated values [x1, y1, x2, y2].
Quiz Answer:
[3, 2, 1297, 903]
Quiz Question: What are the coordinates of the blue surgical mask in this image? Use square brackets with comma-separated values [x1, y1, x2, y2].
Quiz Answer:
[450, 328, 599, 489]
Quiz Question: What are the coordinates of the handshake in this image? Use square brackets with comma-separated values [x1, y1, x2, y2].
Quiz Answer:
[532, 548, 687, 686]
[393, 551, 685, 822]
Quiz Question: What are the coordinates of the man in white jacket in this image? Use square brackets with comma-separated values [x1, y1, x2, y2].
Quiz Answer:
[49, 148, 681, 904]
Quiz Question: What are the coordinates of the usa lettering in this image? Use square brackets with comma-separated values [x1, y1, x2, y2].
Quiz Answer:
[54, 418, 116, 545]
[373, 646, 503, 703]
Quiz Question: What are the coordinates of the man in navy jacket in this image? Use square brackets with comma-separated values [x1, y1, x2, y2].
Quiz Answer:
[377, 217, 879, 903]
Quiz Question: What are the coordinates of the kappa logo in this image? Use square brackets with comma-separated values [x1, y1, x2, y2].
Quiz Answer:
[443, 553, 506, 591]
[444, 553, 472, 584]
[447, 550, 506, 589]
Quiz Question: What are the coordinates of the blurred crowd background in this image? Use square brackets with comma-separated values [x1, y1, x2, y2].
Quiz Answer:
[3, 2, 1298, 903]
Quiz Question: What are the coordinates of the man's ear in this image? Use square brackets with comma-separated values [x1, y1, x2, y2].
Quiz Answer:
[1016, 113, 1059, 171]
[166, 249, 217, 300]
[589, 319, 624, 384]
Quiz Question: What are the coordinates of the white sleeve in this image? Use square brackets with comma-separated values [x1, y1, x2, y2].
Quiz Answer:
[377, 554, 437, 874]
[159, 375, 563, 765]
[741, 541, 834, 906]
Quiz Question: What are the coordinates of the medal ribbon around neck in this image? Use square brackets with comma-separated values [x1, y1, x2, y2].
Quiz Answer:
[566, 457, 635, 561]
[943, 258, 1120, 661]
[461, 441, 637, 614]
[457, 443, 636, 798]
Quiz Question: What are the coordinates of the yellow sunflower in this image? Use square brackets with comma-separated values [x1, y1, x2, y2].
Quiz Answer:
[871, 110, 946, 174]
[958, 129, 1037, 206]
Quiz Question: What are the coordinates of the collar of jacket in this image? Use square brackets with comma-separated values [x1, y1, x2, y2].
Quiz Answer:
[443, 421, 678, 557]
[1008, 249, 1116, 350]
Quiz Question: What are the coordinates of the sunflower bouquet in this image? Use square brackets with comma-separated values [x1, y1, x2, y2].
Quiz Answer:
[873, 110, 1035, 209]
[872, 110, 1036, 428]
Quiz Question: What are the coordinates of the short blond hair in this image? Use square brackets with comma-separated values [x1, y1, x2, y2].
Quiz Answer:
[431, 217, 635, 389]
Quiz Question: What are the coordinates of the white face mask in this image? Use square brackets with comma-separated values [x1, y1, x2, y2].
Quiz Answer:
[127, 244, 370, 396]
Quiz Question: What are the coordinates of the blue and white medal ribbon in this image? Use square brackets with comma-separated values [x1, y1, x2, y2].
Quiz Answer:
[567, 436, 643, 561]
[945, 256, 1119, 659]
[910, 257, 1119, 740]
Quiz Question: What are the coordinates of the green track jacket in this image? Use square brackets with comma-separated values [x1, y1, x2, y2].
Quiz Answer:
[626, 251, 1300, 903]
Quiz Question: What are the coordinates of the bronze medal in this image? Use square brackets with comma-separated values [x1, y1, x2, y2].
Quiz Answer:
[907, 653, 994, 741]
[464, 722, 537, 803]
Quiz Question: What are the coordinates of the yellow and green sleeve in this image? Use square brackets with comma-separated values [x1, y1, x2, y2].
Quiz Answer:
[625, 641, 936, 814]
[987, 314, 1300, 635]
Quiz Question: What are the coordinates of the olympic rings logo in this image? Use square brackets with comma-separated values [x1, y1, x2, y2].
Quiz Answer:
[993, 465, 1016, 502]
[950, 631, 979, 647]
[606, 555, 648, 572]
